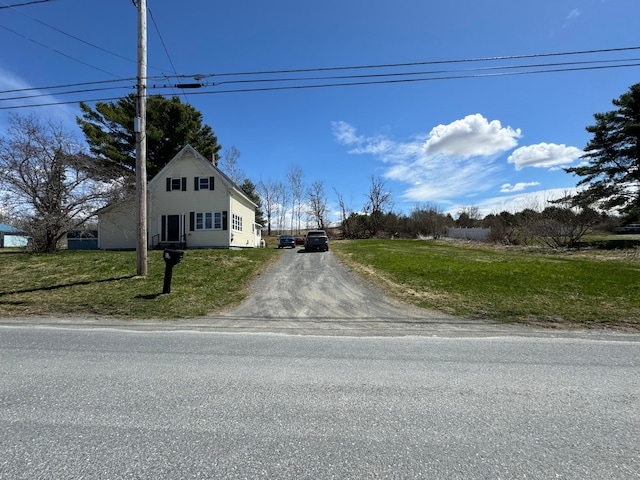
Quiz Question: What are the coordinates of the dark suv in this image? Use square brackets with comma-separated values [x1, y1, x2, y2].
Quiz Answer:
[304, 230, 329, 252]
[278, 235, 296, 248]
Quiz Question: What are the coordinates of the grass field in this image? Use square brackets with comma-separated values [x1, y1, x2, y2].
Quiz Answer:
[0, 248, 280, 319]
[1, 238, 638, 330]
[331, 239, 640, 331]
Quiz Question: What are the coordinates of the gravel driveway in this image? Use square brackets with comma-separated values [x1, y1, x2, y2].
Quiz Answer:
[225, 248, 438, 320]
[208, 248, 544, 337]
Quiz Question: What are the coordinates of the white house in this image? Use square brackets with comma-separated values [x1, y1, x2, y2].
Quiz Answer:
[98, 145, 262, 250]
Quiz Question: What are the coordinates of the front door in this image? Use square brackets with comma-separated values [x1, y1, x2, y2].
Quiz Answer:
[160, 214, 183, 243]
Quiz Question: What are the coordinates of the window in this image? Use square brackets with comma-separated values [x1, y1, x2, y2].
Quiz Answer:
[166, 177, 187, 191]
[194, 176, 215, 191]
[194, 212, 222, 230]
[232, 213, 242, 232]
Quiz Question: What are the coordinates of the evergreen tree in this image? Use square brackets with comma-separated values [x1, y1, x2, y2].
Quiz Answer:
[77, 94, 222, 179]
[240, 178, 265, 227]
[565, 83, 640, 221]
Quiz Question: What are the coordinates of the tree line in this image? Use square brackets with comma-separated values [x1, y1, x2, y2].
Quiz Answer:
[2, 83, 640, 252]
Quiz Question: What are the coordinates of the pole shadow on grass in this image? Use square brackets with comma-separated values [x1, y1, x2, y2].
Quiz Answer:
[0, 275, 137, 296]
[134, 293, 163, 300]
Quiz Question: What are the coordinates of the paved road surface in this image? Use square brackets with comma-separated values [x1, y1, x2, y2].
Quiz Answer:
[1, 250, 639, 478]
[1, 327, 638, 479]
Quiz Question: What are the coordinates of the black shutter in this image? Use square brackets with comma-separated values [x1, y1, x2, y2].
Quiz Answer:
[194, 177, 199, 191]
[166, 178, 171, 191]
[189, 212, 195, 231]
[181, 177, 187, 191]
[222, 211, 228, 230]
[209, 176, 215, 190]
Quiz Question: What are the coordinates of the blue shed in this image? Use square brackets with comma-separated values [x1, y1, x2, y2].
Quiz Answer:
[0, 223, 29, 248]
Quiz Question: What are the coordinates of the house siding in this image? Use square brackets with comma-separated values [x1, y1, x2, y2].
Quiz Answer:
[98, 198, 137, 250]
[150, 154, 232, 249]
[229, 194, 259, 248]
[98, 145, 259, 250]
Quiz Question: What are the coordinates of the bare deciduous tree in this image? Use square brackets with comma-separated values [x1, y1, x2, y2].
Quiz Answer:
[410, 203, 448, 239]
[333, 187, 354, 238]
[0, 114, 122, 252]
[364, 175, 392, 236]
[456, 205, 482, 227]
[257, 178, 279, 236]
[219, 145, 245, 185]
[287, 165, 305, 234]
[307, 180, 328, 229]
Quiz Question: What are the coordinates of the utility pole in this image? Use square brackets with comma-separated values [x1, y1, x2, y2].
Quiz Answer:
[135, 0, 148, 276]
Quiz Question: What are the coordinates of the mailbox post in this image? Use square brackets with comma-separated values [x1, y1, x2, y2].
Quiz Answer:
[162, 249, 184, 294]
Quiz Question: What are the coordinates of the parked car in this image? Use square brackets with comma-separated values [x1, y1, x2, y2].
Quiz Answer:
[278, 234, 296, 248]
[304, 230, 329, 252]
[295, 237, 305, 246]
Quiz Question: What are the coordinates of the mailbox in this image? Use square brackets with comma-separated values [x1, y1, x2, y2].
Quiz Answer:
[163, 249, 184, 266]
[162, 249, 184, 294]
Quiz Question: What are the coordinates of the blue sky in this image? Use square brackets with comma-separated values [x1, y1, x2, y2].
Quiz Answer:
[1, 0, 640, 222]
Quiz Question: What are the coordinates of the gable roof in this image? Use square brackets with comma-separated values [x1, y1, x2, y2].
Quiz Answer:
[0, 223, 28, 235]
[148, 145, 257, 208]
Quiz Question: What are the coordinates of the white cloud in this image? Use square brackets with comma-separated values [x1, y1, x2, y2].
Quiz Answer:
[0, 68, 81, 130]
[333, 115, 519, 204]
[500, 182, 540, 193]
[507, 143, 583, 170]
[332, 118, 583, 214]
[331, 121, 363, 145]
[468, 187, 580, 217]
[567, 8, 581, 20]
[423, 114, 521, 158]
[563, 8, 581, 28]
[331, 120, 396, 156]
[397, 156, 500, 202]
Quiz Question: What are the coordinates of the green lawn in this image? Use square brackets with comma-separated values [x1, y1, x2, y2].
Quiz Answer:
[1, 240, 639, 330]
[331, 239, 640, 330]
[0, 248, 280, 319]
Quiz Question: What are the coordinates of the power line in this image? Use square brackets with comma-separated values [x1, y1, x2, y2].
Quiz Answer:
[0, 0, 56, 9]
[3, 45, 639, 97]
[191, 57, 640, 89]
[0, 23, 121, 78]
[0, 77, 137, 95]
[148, 7, 186, 102]
[172, 62, 640, 96]
[0, 0, 171, 76]
[185, 46, 640, 79]
[1, 48, 639, 110]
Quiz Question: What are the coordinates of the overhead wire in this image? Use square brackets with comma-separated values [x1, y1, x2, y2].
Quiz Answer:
[175, 57, 640, 89]
[2, 0, 639, 106]
[0, 0, 56, 9]
[148, 6, 186, 103]
[0, 0, 175, 77]
[184, 46, 640, 79]
[2, 0, 640, 108]
[1, 45, 640, 110]
[0, 22, 120, 78]
[163, 62, 640, 97]
[0, 0, 125, 77]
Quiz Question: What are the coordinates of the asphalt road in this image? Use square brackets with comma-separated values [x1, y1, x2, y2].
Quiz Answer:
[1, 249, 639, 479]
[1, 327, 638, 479]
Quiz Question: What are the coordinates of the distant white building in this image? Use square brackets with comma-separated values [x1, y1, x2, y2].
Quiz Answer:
[447, 227, 491, 241]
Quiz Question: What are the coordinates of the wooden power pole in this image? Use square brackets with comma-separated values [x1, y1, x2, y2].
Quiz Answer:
[135, 0, 148, 276]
